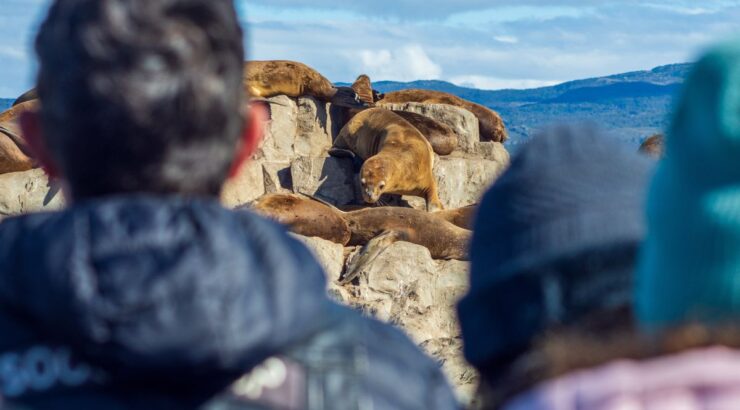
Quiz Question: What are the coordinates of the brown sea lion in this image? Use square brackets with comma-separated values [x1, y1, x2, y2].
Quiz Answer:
[244, 60, 366, 108]
[251, 193, 351, 244]
[350, 74, 383, 106]
[348, 75, 457, 155]
[378, 89, 508, 143]
[433, 204, 477, 230]
[335, 107, 443, 211]
[0, 101, 37, 174]
[639, 133, 664, 159]
[392, 111, 458, 155]
[12, 88, 38, 107]
[343, 206, 469, 260]
[249, 194, 470, 263]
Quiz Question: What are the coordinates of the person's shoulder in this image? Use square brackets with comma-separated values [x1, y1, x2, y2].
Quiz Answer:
[228, 206, 322, 266]
[202, 306, 459, 410]
[303, 307, 460, 409]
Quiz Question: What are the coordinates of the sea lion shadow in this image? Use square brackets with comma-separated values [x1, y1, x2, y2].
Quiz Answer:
[313, 158, 358, 205]
[43, 178, 62, 206]
[328, 104, 349, 143]
[317, 103, 330, 136]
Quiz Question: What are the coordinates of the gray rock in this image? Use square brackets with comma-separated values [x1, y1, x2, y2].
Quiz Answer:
[474, 141, 510, 163]
[434, 156, 508, 209]
[292, 234, 345, 283]
[290, 156, 358, 205]
[262, 162, 293, 193]
[255, 96, 338, 162]
[338, 241, 474, 401]
[220, 160, 265, 208]
[0, 168, 65, 219]
[295, 97, 334, 157]
[255, 95, 298, 162]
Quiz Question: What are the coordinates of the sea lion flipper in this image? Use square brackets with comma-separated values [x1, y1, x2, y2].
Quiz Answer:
[328, 148, 356, 159]
[340, 230, 405, 285]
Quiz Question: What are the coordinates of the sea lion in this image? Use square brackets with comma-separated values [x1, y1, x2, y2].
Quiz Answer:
[12, 88, 38, 107]
[0, 101, 37, 174]
[251, 193, 351, 244]
[343, 206, 469, 259]
[335, 107, 443, 211]
[350, 74, 383, 106]
[348, 75, 457, 155]
[249, 194, 470, 262]
[378, 89, 508, 143]
[433, 204, 477, 230]
[639, 133, 664, 159]
[392, 111, 458, 155]
[244, 60, 367, 108]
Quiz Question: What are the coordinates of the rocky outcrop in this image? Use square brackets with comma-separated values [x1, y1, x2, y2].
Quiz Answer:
[0, 168, 64, 219]
[220, 160, 265, 208]
[252, 98, 509, 210]
[290, 156, 359, 205]
[434, 157, 506, 209]
[298, 236, 478, 402]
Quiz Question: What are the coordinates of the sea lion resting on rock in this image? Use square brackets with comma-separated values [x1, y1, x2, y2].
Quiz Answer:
[0, 101, 37, 174]
[250, 194, 470, 284]
[244, 60, 367, 108]
[335, 107, 443, 211]
[250, 193, 352, 245]
[350, 75, 458, 155]
[392, 110, 458, 156]
[378, 89, 508, 143]
[251, 193, 470, 258]
[433, 204, 477, 230]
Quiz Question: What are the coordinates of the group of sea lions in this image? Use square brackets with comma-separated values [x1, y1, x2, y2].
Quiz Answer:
[0, 60, 505, 265]
[0, 59, 672, 270]
[250, 193, 475, 281]
[241, 63, 506, 268]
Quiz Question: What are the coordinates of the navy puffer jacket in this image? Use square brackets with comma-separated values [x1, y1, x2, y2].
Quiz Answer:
[0, 196, 458, 409]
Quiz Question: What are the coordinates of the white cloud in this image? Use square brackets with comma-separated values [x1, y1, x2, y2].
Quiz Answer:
[449, 75, 560, 90]
[0, 46, 28, 62]
[357, 45, 442, 81]
[493, 35, 519, 44]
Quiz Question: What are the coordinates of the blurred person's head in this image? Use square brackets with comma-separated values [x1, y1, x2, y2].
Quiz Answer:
[457, 125, 653, 403]
[20, 0, 262, 201]
[637, 38, 740, 329]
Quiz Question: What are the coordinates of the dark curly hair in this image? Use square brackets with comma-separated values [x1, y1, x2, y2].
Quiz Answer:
[35, 0, 245, 199]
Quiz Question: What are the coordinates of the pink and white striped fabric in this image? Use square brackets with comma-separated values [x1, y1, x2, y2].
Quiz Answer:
[504, 346, 740, 410]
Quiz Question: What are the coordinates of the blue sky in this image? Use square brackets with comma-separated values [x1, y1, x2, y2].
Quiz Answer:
[2, 1, 740, 97]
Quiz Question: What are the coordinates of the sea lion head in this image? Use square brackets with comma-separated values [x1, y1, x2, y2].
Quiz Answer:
[351, 74, 377, 106]
[359, 158, 388, 203]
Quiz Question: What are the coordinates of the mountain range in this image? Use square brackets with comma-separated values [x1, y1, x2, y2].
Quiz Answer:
[340, 63, 691, 148]
[1, 63, 691, 148]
